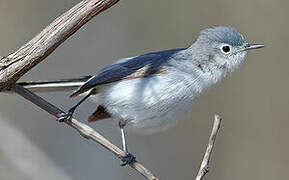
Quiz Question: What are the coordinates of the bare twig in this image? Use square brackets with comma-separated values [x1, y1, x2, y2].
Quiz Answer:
[195, 114, 222, 180]
[13, 84, 158, 180]
[0, 0, 119, 89]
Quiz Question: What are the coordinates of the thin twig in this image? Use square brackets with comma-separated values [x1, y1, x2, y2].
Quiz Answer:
[13, 84, 158, 180]
[0, 0, 120, 89]
[195, 114, 222, 180]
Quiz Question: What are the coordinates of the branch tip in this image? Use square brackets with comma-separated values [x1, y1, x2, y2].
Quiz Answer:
[195, 114, 222, 180]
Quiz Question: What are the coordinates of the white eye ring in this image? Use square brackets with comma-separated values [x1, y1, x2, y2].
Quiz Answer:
[220, 44, 231, 54]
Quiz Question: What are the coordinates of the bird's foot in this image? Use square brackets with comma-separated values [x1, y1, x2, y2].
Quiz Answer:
[121, 153, 136, 166]
[57, 110, 74, 122]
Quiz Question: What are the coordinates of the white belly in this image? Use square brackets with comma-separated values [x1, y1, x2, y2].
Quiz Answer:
[91, 70, 205, 134]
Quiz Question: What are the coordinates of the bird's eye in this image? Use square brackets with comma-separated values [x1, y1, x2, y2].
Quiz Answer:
[221, 45, 231, 53]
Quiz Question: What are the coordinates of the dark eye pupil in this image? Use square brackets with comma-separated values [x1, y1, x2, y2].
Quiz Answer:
[222, 46, 230, 53]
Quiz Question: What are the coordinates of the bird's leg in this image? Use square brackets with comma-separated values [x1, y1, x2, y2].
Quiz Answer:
[58, 89, 97, 122]
[119, 119, 136, 166]
[120, 120, 128, 152]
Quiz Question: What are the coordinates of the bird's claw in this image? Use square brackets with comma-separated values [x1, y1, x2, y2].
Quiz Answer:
[57, 111, 73, 122]
[121, 153, 136, 166]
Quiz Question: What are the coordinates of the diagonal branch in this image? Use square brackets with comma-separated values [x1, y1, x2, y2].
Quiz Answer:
[195, 114, 222, 180]
[12, 84, 158, 180]
[0, 0, 120, 89]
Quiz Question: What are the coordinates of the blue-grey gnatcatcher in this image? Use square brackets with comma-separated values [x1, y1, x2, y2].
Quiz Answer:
[20, 26, 264, 165]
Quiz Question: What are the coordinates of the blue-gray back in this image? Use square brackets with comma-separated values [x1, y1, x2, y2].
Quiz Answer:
[70, 48, 185, 96]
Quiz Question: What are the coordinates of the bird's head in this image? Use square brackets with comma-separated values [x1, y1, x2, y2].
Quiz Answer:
[192, 26, 264, 73]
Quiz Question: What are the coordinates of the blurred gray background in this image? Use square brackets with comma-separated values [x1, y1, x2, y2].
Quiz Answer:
[0, 0, 288, 179]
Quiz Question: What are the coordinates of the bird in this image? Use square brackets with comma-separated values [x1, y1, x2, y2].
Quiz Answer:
[19, 26, 264, 165]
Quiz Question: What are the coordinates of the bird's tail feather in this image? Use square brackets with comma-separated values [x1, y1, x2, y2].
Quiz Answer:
[17, 76, 92, 93]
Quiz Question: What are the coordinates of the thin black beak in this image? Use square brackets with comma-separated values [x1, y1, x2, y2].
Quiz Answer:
[244, 43, 264, 51]
[231, 43, 264, 56]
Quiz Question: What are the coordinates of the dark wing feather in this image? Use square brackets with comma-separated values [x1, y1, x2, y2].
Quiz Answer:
[70, 48, 185, 97]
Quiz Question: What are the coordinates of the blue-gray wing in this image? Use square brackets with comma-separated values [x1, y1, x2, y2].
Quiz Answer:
[70, 48, 184, 97]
